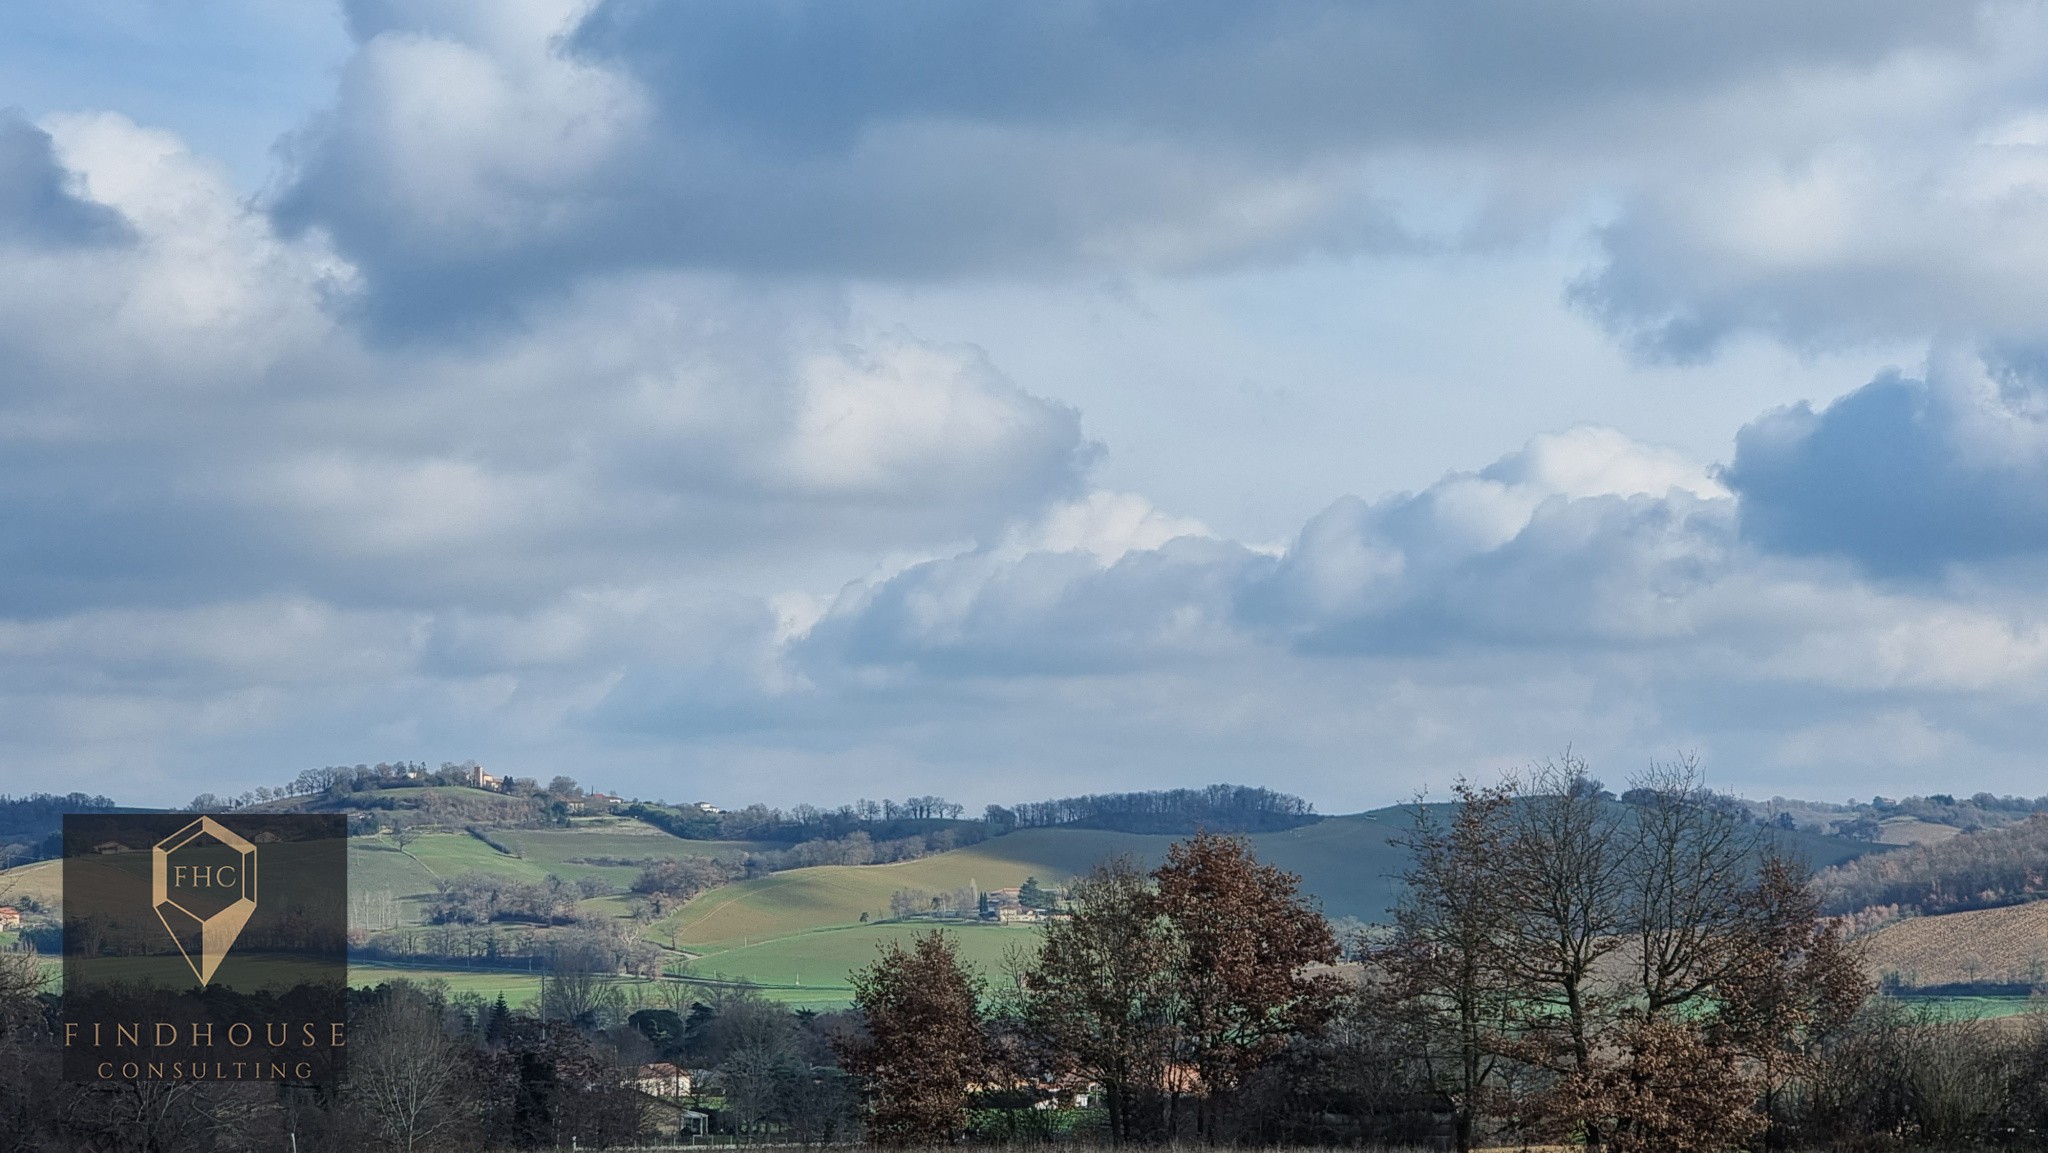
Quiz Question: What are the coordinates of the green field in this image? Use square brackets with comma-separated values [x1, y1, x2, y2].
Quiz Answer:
[659, 828, 1169, 951]
[344, 960, 859, 1011]
[681, 920, 1044, 990]
[1891, 995, 2041, 1021]
[347, 959, 547, 1005]
[642, 817, 1417, 999]
[487, 823, 765, 890]
[347, 820, 765, 923]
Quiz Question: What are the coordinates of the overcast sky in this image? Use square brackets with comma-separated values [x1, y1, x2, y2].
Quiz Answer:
[6, 0, 2048, 812]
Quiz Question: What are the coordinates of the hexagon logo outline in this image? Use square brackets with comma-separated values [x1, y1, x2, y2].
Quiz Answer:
[151, 817, 258, 985]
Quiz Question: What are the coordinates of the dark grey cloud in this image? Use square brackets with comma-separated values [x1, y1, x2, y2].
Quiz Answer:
[1727, 356, 2048, 574]
[0, 111, 129, 247]
[572, 0, 1957, 150]
[271, 0, 1978, 328]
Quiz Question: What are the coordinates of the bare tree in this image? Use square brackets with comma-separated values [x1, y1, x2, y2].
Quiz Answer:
[1019, 856, 1181, 1144]
[1624, 756, 1764, 1015]
[0, 945, 43, 1037]
[389, 819, 422, 855]
[60, 1079, 262, 1153]
[644, 974, 695, 1017]
[1495, 753, 1629, 1148]
[1718, 853, 1872, 1144]
[1383, 780, 1516, 1152]
[352, 984, 466, 1153]
[540, 944, 624, 1027]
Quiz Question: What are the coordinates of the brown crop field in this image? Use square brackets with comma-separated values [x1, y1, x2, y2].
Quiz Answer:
[1861, 901, 2048, 986]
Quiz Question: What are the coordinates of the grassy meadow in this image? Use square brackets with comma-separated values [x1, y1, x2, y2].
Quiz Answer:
[678, 919, 1044, 990]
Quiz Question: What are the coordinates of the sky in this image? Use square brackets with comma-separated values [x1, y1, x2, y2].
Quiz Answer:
[5, 0, 2048, 812]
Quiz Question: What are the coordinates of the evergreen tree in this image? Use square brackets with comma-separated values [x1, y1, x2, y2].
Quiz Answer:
[1019, 876, 1048, 910]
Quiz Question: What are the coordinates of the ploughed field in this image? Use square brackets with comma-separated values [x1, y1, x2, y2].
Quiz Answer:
[1861, 901, 2048, 988]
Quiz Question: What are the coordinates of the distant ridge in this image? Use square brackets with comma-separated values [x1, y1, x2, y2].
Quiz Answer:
[986, 783, 1318, 835]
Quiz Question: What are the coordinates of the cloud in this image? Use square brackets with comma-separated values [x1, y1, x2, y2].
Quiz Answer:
[778, 418, 2048, 803]
[1574, 5, 2048, 357]
[269, 0, 1983, 325]
[18, 0, 2048, 811]
[0, 113, 1093, 618]
[1775, 709, 1963, 770]
[1242, 427, 1732, 651]
[789, 492, 1237, 677]
[800, 426, 1743, 673]
[0, 111, 1104, 799]
[0, 111, 130, 248]
[1726, 350, 2048, 574]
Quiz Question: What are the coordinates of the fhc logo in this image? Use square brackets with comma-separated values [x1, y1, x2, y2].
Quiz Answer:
[152, 818, 258, 985]
[63, 813, 348, 1083]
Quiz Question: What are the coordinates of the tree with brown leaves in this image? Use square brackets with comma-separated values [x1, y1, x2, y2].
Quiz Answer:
[1154, 830, 1343, 1138]
[1717, 853, 1872, 1145]
[838, 930, 988, 1145]
[1554, 1015, 1765, 1153]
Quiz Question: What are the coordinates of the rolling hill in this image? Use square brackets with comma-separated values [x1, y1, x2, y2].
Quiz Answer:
[658, 827, 1178, 952]
[0, 800, 1890, 1005]
[652, 805, 1883, 998]
[657, 806, 1878, 953]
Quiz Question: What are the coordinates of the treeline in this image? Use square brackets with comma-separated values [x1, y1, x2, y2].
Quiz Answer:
[423, 872, 617, 926]
[1818, 813, 2048, 915]
[620, 799, 985, 850]
[354, 920, 663, 979]
[341, 790, 547, 830]
[1766, 791, 2048, 839]
[630, 786, 1320, 845]
[189, 762, 573, 829]
[986, 783, 1317, 835]
[0, 791, 118, 862]
[631, 856, 734, 907]
[1865, 791, 2048, 831]
[203, 761, 497, 806]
